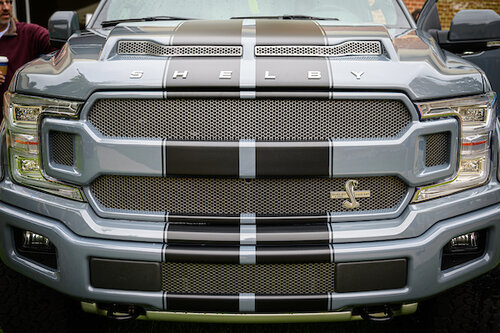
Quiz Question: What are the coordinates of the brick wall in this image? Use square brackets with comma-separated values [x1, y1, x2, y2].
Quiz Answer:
[403, 0, 426, 16]
[402, 0, 500, 29]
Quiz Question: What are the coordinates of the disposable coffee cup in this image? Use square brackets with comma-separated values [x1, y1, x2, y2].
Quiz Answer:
[0, 56, 8, 76]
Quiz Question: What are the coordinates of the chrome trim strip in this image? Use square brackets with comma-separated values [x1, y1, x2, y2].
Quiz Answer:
[82, 302, 419, 323]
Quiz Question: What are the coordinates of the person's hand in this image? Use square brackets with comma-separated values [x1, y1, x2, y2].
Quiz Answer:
[0, 75, 5, 85]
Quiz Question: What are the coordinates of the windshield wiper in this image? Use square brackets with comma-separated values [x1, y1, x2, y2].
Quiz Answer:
[102, 16, 196, 28]
[230, 15, 339, 21]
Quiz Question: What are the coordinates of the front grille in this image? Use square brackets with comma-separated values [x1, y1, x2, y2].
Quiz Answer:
[50, 131, 74, 166]
[90, 176, 407, 215]
[88, 99, 411, 141]
[161, 262, 335, 294]
[425, 133, 451, 167]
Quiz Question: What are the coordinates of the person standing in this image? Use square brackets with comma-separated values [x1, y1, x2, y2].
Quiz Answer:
[0, 0, 54, 114]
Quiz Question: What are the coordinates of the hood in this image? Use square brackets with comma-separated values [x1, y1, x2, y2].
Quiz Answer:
[14, 19, 484, 101]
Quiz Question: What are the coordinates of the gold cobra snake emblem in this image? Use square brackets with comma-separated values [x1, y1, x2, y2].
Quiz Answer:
[343, 179, 361, 209]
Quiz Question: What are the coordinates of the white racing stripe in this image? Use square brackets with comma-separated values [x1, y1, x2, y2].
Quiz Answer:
[240, 19, 256, 99]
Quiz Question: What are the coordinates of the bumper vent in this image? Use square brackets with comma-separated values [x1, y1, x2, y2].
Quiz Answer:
[88, 98, 411, 141]
[49, 131, 74, 167]
[425, 133, 451, 167]
[161, 262, 335, 294]
[90, 176, 407, 216]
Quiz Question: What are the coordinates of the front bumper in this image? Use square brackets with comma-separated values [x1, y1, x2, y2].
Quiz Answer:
[0, 178, 499, 315]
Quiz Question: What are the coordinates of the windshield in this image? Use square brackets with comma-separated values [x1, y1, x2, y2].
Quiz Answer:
[93, 0, 411, 28]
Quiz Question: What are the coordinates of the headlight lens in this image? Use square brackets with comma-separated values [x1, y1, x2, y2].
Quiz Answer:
[413, 93, 497, 202]
[3, 92, 84, 200]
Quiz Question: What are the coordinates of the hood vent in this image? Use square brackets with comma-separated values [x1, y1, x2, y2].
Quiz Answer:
[117, 41, 243, 57]
[255, 41, 382, 57]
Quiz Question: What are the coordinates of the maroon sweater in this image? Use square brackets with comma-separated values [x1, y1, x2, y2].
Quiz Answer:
[0, 20, 54, 110]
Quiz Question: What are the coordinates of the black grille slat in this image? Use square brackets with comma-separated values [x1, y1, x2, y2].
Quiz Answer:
[90, 176, 407, 215]
[161, 262, 335, 294]
[425, 133, 451, 167]
[88, 99, 411, 141]
[50, 131, 74, 167]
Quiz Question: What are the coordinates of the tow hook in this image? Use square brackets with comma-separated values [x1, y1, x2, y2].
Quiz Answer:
[356, 305, 394, 322]
[104, 303, 145, 321]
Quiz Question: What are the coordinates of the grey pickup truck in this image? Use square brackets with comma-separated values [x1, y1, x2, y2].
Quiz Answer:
[0, 0, 499, 332]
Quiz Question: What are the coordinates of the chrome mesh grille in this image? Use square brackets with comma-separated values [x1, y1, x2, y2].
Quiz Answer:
[255, 41, 382, 57]
[425, 133, 450, 167]
[117, 41, 243, 57]
[90, 176, 407, 215]
[88, 99, 411, 141]
[49, 131, 74, 166]
[161, 262, 335, 294]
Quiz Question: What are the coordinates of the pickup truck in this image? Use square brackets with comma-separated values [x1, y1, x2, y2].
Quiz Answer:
[0, 0, 499, 332]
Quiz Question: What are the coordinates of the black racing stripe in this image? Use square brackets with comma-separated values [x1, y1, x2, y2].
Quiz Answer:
[168, 224, 240, 245]
[166, 20, 243, 89]
[168, 215, 241, 224]
[256, 20, 326, 45]
[165, 141, 238, 176]
[256, 246, 331, 264]
[255, 295, 328, 313]
[256, 58, 330, 89]
[255, 20, 330, 89]
[166, 294, 239, 312]
[256, 224, 329, 245]
[164, 245, 239, 264]
[172, 20, 243, 45]
[256, 142, 329, 176]
[165, 223, 328, 246]
[166, 58, 241, 89]
[167, 215, 327, 225]
[254, 215, 329, 225]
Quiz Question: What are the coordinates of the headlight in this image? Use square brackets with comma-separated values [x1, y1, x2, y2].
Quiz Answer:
[3, 92, 84, 200]
[413, 93, 497, 202]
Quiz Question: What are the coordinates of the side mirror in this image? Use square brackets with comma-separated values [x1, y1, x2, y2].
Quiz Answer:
[449, 10, 500, 41]
[49, 11, 79, 47]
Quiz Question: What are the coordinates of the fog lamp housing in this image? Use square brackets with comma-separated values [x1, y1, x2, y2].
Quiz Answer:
[442, 230, 486, 270]
[13, 228, 57, 269]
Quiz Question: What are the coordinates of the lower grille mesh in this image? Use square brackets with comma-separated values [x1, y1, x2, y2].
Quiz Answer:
[161, 262, 335, 294]
[90, 176, 407, 215]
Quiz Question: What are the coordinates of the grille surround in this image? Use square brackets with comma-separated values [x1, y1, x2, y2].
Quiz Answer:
[88, 98, 412, 141]
[161, 262, 335, 295]
[255, 41, 382, 57]
[90, 176, 407, 216]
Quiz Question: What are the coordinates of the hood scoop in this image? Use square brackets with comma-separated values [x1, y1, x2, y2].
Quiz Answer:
[117, 40, 382, 58]
[117, 41, 243, 57]
[255, 41, 382, 57]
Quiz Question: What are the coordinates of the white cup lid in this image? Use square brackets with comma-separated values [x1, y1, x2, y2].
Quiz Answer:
[0, 56, 8, 62]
